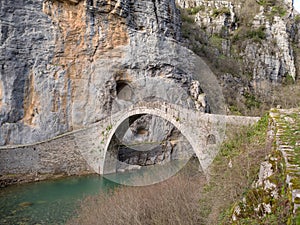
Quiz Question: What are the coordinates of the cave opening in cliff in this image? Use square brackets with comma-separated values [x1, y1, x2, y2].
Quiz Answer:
[116, 81, 133, 101]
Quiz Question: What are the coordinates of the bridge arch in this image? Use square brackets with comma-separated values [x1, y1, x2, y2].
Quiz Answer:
[101, 105, 207, 174]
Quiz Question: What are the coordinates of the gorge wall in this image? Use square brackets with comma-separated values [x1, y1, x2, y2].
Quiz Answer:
[177, 0, 300, 115]
[0, 0, 213, 146]
[178, 0, 299, 82]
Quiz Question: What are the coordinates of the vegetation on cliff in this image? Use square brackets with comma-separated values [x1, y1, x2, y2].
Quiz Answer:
[179, 0, 300, 116]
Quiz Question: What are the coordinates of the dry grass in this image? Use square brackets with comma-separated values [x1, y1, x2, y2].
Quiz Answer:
[68, 161, 207, 225]
[203, 116, 271, 224]
[239, 80, 300, 116]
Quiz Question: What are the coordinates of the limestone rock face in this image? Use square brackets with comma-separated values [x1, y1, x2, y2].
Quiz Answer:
[177, 0, 299, 91]
[244, 7, 296, 86]
[0, 0, 56, 144]
[1, 0, 215, 146]
[184, 0, 238, 37]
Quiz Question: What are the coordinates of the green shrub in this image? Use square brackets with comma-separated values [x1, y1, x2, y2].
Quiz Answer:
[181, 25, 192, 38]
[271, 5, 286, 17]
[212, 7, 231, 17]
[257, 0, 276, 7]
[232, 32, 241, 43]
[229, 105, 242, 115]
[181, 13, 195, 23]
[214, 115, 271, 224]
[186, 6, 205, 15]
[283, 74, 295, 85]
[210, 34, 223, 49]
[244, 92, 261, 109]
[246, 26, 266, 41]
[231, 26, 266, 45]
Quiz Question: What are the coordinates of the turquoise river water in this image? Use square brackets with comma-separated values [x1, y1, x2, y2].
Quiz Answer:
[0, 160, 187, 224]
[0, 174, 118, 225]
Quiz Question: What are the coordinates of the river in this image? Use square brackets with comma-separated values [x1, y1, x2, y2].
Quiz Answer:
[0, 174, 118, 225]
[0, 159, 187, 224]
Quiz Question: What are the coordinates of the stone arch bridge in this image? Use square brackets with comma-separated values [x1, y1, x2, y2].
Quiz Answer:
[0, 101, 259, 179]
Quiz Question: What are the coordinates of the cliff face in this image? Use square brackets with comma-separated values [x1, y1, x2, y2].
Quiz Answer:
[1, 0, 55, 144]
[178, 0, 299, 83]
[0, 0, 213, 145]
[177, 0, 300, 114]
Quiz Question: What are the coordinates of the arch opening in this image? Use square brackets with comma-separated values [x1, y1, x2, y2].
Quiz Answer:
[103, 113, 196, 179]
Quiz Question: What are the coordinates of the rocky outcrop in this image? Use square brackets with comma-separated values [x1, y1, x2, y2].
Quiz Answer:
[0, 0, 56, 144]
[179, 0, 238, 37]
[0, 0, 216, 146]
[178, 0, 300, 95]
[245, 6, 296, 86]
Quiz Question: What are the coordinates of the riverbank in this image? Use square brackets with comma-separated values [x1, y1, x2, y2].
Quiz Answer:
[0, 170, 94, 188]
